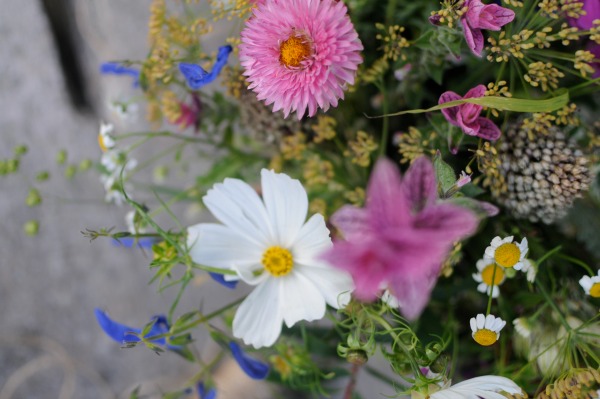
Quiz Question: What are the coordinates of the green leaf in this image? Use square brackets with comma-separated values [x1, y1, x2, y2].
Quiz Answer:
[433, 153, 456, 194]
[196, 155, 249, 187]
[378, 89, 569, 118]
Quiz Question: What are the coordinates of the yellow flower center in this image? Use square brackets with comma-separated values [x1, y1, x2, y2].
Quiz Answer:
[590, 283, 600, 298]
[279, 35, 312, 68]
[473, 329, 498, 346]
[98, 134, 108, 152]
[481, 264, 505, 286]
[262, 246, 293, 277]
[494, 242, 521, 268]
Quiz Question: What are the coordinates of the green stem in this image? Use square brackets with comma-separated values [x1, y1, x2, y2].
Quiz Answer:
[536, 280, 571, 332]
[370, 314, 421, 376]
[485, 264, 499, 315]
[557, 254, 595, 276]
[171, 298, 245, 335]
[385, 0, 398, 25]
[536, 245, 562, 266]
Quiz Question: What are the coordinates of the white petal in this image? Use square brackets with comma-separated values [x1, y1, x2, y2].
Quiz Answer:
[232, 263, 269, 286]
[296, 263, 354, 309]
[203, 178, 272, 247]
[473, 273, 483, 283]
[579, 276, 592, 291]
[261, 169, 308, 248]
[448, 375, 522, 397]
[292, 213, 332, 263]
[484, 247, 496, 259]
[280, 272, 326, 328]
[476, 314, 486, 329]
[232, 278, 283, 348]
[477, 283, 487, 293]
[470, 317, 477, 333]
[187, 223, 262, 269]
[485, 314, 495, 329]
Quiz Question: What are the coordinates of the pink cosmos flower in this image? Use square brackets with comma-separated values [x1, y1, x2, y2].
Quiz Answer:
[239, 0, 363, 120]
[322, 157, 478, 320]
[461, 0, 515, 56]
[439, 84, 501, 140]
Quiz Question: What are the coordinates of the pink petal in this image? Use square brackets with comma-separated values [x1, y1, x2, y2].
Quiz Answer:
[439, 91, 462, 126]
[475, 117, 502, 140]
[330, 205, 370, 239]
[388, 266, 439, 321]
[464, 84, 486, 99]
[402, 156, 438, 212]
[461, 19, 484, 56]
[413, 203, 478, 243]
[366, 159, 410, 229]
[478, 4, 515, 30]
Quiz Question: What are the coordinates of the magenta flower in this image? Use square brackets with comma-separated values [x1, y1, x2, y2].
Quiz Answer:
[239, 0, 363, 119]
[322, 157, 478, 320]
[461, 0, 515, 56]
[567, 0, 600, 30]
[439, 84, 501, 140]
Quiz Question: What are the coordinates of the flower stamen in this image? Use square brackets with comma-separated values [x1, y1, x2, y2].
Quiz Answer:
[279, 34, 312, 68]
[262, 246, 293, 277]
[481, 264, 505, 286]
[494, 242, 521, 268]
[473, 328, 498, 346]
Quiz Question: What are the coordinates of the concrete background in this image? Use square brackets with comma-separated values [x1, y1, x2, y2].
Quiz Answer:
[0, 1, 393, 398]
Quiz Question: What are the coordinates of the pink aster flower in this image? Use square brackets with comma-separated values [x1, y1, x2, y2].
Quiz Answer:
[439, 84, 501, 141]
[461, 0, 515, 56]
[322, 157, 478, 320]
[239, 0, 363, 120]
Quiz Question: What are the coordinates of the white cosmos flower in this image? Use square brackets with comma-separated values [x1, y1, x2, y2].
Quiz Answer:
[429, 375, 523, 399]
[484, 236, 528, 270]
[187, 169, 354, 348]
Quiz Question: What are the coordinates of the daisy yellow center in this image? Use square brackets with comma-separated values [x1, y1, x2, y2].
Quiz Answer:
[473, 329, 498, 346]
[494, 242, 521, 268]
[481, 264, 505, 286]
[590, 283, 600, 298]
[98, 134, 108, 152]
[262, 246, 293, 277]
[279, 36, 311, 68]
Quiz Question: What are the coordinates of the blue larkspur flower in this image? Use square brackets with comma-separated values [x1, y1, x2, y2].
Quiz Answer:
[196, 382, 217, 399]
[100, 62, 140, 87]
[229, 341, 270, 380]
[94, 309, 175, 348]
[179, 45, 233, 90]
[112, 237, 158, 249]
[209, 272, 238, 289]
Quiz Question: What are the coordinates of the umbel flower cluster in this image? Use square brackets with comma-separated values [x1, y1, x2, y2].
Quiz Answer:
[13, 0, 600, 397]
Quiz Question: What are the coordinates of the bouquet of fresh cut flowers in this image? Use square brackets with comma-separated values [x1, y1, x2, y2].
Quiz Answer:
[17, 0, 600, 398]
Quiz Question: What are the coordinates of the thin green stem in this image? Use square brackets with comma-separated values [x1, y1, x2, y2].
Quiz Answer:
[485, 264, 499, 315]
[370, 314, 421, 376]
[536, 280, 570, 332]
[536, 245, 562, 266]
[557, 254, 595, 276]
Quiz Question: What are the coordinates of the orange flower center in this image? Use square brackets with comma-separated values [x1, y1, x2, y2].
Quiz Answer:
[280, 35, 312, 68]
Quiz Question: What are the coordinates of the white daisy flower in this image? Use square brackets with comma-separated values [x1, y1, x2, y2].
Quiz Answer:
[472, 258, 506, 298]
[520, 258, 537, 283]
[429, 375, 523, 399]
[470, 314, 506, 347]
[187, 169, 354, 348]
[98, 122, 116, 152]
[579, 270, 600, 298]
[484, 236, 528, 270]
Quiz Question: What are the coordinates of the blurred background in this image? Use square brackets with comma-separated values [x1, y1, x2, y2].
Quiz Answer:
[0, 1, 393, 398]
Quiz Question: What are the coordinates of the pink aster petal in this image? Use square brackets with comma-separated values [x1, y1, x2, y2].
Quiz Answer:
[402, 156, 438, 212]
[239, 0, 363, 119]
[439, 91, 463, 125]
[476, 117, 502, 140]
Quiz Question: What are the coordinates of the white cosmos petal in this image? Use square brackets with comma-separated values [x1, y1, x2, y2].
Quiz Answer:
[280, 272, 326, 328]
[232, 263, 269, 286]
[261, 169, 308, 248]
[430, 376, 522, 399]
[233, 278, 283, 348]
[187, 223, 262, 269]
[292, 213, 332, 263]
[203, 178, 272, 246]
[296, 263, 353, 309]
